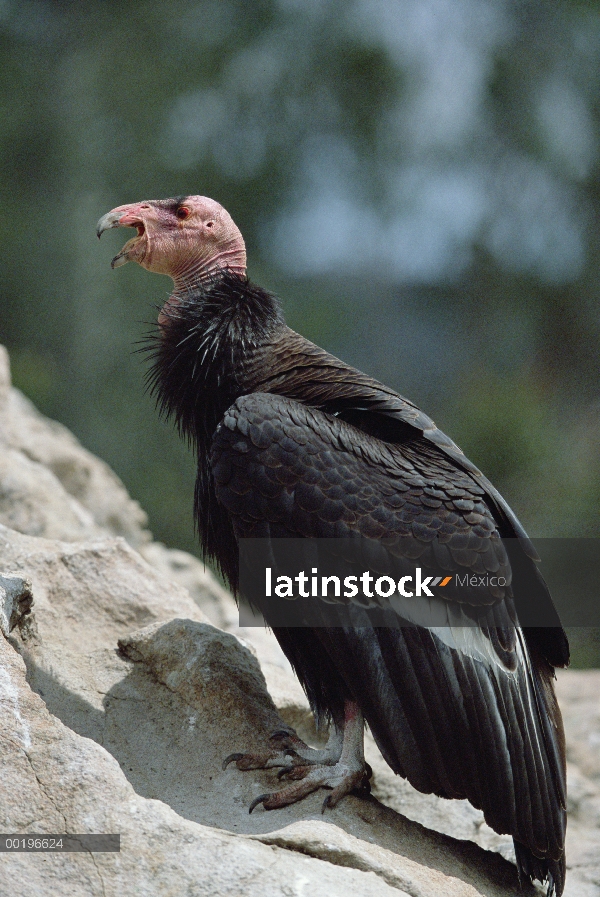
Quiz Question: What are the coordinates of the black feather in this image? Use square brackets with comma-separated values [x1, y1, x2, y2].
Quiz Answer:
[148, 269, 568, 895]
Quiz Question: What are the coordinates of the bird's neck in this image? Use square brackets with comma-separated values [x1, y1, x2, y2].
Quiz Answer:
[150, 271, 284, 441]
[161, 258, 247, 328]
[169, 230, 247, 296]
[171, 255, 246, 297]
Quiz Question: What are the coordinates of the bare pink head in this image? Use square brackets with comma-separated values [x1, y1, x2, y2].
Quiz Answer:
[97, 195, 246, 289]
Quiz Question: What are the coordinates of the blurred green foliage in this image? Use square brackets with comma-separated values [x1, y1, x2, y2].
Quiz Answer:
[0, 0, 599, 663]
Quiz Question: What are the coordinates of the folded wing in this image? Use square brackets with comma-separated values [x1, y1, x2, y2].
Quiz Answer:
[211, 391, 567, 891]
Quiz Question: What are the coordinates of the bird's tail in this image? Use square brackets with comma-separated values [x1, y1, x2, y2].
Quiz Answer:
[514, 840, 565, 897]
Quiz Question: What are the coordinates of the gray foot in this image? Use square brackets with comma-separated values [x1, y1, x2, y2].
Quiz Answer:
[249, 756, 371, 814]
[223, 725, 343, 772]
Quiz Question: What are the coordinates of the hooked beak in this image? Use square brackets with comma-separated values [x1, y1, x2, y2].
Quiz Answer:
[96, 210, 125, 239]
[96, 204, 148, 268]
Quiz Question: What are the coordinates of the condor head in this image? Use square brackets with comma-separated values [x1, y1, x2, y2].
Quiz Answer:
[96, 195, 246, 282]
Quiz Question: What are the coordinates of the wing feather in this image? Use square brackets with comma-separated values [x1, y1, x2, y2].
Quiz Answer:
[211, 390, 566, 889]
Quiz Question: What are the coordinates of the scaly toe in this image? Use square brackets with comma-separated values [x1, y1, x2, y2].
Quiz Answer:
[321, 769, 369, 812]
[223, 727, 318, 772]
[247, 759, 369, 813]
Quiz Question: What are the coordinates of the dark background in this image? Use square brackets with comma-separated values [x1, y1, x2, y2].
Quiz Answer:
[1, 0, 598, 662]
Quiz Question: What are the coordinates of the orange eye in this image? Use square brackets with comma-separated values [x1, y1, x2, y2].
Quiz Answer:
[176, 207, 190, 220]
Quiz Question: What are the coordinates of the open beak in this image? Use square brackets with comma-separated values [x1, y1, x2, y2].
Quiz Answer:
[96, 204, 148, 269]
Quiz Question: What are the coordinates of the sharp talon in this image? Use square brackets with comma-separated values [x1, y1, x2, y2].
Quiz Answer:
[365, 762, 373, 779]
[321, 794, 332, 814]
[249, 793, 270, 814]
[222, 752, 245, 770]
[277, 767, 290, 780]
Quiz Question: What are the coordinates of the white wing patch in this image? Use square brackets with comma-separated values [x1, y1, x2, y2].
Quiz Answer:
[384, 589, 518, 673]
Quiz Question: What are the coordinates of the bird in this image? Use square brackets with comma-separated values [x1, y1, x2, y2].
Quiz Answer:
[97, 194, 569, 896]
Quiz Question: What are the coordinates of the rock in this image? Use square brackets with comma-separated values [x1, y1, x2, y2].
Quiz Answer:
[118, 618, 284, 740]
[4, 387, 150, 547]
[0, 573, 33, 637]
[252, 820, 506, 897]
[0, 446, 105, 542]
[0, 342, 598, 896]
[70, 615, 533, 896]
[0, 342, 233, 624]
[0, 526, 208, 654]
[138, 542, 238, 629]
[0, 631, 417, 897]
[0, 575, 527, 897]
[557, 670, 600, 783]
[555, 673, 600, 895]
[137, 538, 247, 632]
[137, 540, 312, 731]
[0, 524, 213, 758]
[0, 525, 524, 896]
[0, 343, 145, 543]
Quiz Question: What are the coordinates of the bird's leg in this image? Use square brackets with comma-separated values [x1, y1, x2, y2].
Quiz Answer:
[223, 719, 344, 773]
[246, 701, 371, 814]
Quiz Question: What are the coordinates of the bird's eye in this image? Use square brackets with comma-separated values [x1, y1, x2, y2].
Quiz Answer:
[176, 207, 190, 220]
[206, 221, 214, 228]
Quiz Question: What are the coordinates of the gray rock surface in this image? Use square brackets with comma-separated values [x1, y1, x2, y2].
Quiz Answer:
[0, 348, 148, 547]
[555, 673, 600, 896]
[0, 342, 598, 896]
[1, 632, 419, 897]
[0, 573, 33, 638]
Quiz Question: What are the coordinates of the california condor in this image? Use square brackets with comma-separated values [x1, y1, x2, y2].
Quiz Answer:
[98, 195, 568, 895]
